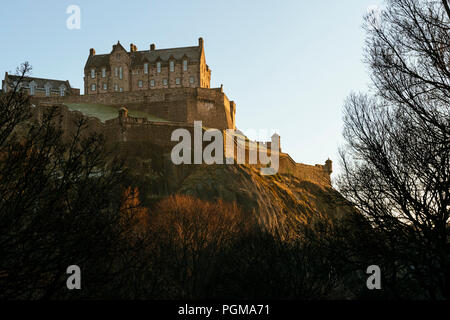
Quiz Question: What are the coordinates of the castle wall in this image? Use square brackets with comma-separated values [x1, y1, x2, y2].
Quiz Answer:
[278, 153, 331, 186]
[32, 104, 330, 187]
[31, 87, 236, 130]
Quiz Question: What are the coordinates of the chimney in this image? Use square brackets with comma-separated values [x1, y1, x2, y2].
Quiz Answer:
[198, 37, 204, 48]
[130, 43, 137, 52]
[89, 48, 95, 56]
[150, 43, 156, 51]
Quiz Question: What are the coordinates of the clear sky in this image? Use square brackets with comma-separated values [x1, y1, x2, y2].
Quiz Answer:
[0, 0, 382, 178]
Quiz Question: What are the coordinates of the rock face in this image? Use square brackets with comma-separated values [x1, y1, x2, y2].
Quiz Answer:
[29, 104, 353, 231]
[123, 149, 354, 234]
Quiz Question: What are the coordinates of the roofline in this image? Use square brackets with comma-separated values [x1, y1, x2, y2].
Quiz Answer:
[89, 45, 200, 58]
[5, 75, 72, 88]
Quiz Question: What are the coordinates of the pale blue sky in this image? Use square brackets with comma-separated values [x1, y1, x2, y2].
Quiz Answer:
[0, 0, 382, 178]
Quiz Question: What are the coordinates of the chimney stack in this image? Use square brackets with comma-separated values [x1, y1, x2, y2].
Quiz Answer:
[130, 43, 137, 52]
[89, 48, 95, 56]
[198, 37, 204, 48]
[150, 43, 156, 51]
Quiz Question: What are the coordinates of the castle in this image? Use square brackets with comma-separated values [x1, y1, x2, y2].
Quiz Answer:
[84, 38, 211, 94]
[5, 38, 332, 186]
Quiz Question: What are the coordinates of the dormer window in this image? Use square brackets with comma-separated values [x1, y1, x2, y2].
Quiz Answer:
[102, 68, 106, 78]
[144, 63, 149, 74]
[91, 69, 95, 79]
[156, 62, 161, 73]
[183, 60, 188, 71]
[170, 61, 174, 72]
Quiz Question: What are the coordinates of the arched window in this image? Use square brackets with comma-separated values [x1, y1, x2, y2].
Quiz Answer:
[183, 60, 188, 71]
[170, 61, 174, 72]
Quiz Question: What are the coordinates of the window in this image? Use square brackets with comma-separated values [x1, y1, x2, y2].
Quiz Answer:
[103, 83, 107, 90]
[138, 80, 143, 88]
[183, 60, 188, 71]
[30, 83, 35, 96]
[156, 62, 161, 73]
[91, 69, 95, 79]
[170, 61, 174, 72]
[150, 79, 155, 87]
[163, 79, 168, 86]
[176, 78, 180, 85]
[144, 63, 149, 74]
[119, 67, 123, 79]
[60, 86, 66, 96]
[115, 67, 118, 77]
[119, 87, 123, 92]
[114, 84, 118, 92]
[91, 84, 96, 92]
[102, 68, 106, 78]
[189, 76, 194, 84]
[45, 85, 50, 96]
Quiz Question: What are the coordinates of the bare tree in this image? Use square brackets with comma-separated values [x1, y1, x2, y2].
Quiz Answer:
[0, 63, 147, 299]
[338, 0, 450, 299]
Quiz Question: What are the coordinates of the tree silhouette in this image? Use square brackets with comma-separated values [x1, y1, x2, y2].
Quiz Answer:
[338, 0, 450, 299]
[0, 63, 145, 299]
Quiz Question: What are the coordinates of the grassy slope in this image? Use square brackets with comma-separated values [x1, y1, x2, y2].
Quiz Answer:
[64, 103, 167, 122]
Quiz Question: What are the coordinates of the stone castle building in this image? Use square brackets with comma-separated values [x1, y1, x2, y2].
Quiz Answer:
[2, 73, 79, 97]
[7, 37, 332, 186]
[84, 38, 211, 95]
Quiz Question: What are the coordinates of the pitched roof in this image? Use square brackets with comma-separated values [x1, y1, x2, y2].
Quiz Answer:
[5, 74, 72, 90]
[84, 45, 202, 69]
[84, 54, 110, 69]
